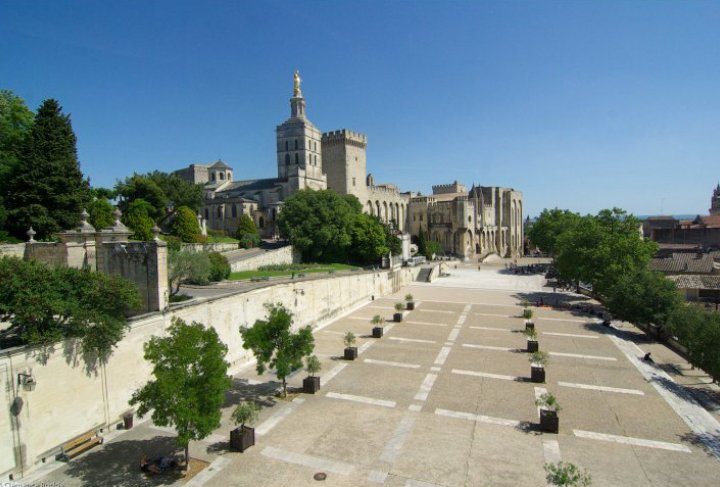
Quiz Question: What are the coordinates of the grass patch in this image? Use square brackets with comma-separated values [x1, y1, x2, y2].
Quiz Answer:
[206, 235, 239, 244]
[229, 263, 357, 281]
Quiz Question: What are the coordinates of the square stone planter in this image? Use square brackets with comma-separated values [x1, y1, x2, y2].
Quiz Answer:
[527, 340, 539, 353]
[303, 376, 320, 394]
[539, 409, 559, 433]
[531, 365, 545, 383]
[394, 313, 403, 323]
[406, 302, 415, 310]
[344, 347, 358, 360]
[372, 326, 383, 338]
[525, 321, 535, 332]
[230, 426, 255, 452]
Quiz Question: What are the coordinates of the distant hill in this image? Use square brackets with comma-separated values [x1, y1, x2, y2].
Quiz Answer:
[637, 214, 697, 221]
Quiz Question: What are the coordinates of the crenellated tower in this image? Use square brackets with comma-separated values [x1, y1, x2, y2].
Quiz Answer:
[321, 129, 368, 203]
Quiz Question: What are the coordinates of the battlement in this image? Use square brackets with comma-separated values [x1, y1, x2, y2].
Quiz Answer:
[321, 129, 368, 147]
[432, 181, 466, 195]
[368, 183, 400, 196]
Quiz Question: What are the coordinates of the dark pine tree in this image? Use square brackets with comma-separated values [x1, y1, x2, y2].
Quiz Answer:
[5, 99, 90, 239]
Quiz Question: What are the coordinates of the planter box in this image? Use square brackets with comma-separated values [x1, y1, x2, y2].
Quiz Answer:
[372, 326, 383, 338]
[406, 302, 415, 310]
[344, 347, 358, 360]
[230, 426, 255, 452]
[525, 321, 535, 332]
[527, 340, 539, 353]
[539, 409, 559, 433]
[303, 376, 320, 394]
[394, 313, 403, 323]
[531, 365, 545, 383]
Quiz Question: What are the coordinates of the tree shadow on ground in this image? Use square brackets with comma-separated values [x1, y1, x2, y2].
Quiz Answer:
[512, 292, 605, 321]
[223, 378, 279, 410]
[63, 435, 182, 487]
[677, 431, 720, 459]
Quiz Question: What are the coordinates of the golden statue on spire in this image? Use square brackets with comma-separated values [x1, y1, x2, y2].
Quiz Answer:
[293, 70, 302, 97]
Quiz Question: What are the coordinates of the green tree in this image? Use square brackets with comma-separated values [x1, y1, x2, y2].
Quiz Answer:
[0, 256, 141, 358]
[130, 317, 231, 465]
[277, 189, 356, 262]
[148, 171, 203, 211]
[236, 214, 258, 237]
[350, 213, 389, 263]
[555, 209, 656, 295]
[123, 198, 155, 241]
[115, 174, 167, 220]
[605, 268, 682, 329]
[384, 222, 402, 256]
[240, 303, 315, 397]
[667, 306, 720, 382]
[417, 227, 427, 258]
[87, 195, 115, 230]
[167, 250, 211, 295]
[208, 252, 231, 282]
[528, 208, 581, 255]
[172, 206, 201, 243]
[0, 90, 34, 238]
[4, 99, 90, 239]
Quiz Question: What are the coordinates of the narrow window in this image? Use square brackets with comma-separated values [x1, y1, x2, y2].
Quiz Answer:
[295, 153, 299, 164]
[285, 140, 289, 151]
[285, 153, 290, 165]
[294, 139, 298, 150]
[231, 205, 237, 217]
[352, 177, 356, 187]
[204, 209, 209, 220]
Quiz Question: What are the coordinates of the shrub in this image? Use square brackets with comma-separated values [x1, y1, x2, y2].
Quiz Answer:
[172, 206, 201, 243]
[405, 294, 414, 302]
[523, 308, 533, 319]
[239, 233, 261, 249]
[208, 252, 231, 282]
[163, 235, 182, 252]
[395, 303, 405, 311]
[535, 392, 561, 412]
[344, 331, 356, 348]
[305, 355, 321, 377]
[232, 402, 260, 429]
[544, 462, 591, 486]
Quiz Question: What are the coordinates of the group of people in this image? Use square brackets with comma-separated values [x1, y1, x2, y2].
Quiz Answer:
[140, 455, 177, 475]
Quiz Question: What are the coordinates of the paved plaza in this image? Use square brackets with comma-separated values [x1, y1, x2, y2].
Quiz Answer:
[25, 262, 720, 486]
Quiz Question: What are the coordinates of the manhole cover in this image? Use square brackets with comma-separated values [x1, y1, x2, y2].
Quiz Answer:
[313, 472, 327, 481]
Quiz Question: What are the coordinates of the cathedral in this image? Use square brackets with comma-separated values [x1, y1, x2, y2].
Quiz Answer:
[174, 72, 523, 260]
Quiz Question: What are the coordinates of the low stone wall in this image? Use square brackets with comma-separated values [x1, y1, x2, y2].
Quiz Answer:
[225, 245, 301, 272]
[0, 244, 25, 259]
[0, 266, 420, 479]
[181, 242, 239, 253]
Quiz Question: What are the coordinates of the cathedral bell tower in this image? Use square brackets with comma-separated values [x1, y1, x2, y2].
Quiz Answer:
[275, 70, 326, 193]
[711, 183, 720, 216]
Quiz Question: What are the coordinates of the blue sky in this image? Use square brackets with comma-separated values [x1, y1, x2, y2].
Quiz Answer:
[2, 0, 719, 217]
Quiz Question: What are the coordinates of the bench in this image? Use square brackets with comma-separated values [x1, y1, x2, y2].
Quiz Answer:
[61, 430, 103, 460]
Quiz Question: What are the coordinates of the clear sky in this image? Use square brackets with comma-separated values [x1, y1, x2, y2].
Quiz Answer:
[2, 0, 719, 218]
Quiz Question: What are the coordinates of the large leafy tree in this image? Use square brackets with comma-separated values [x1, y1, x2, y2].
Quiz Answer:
[667, 306, 720, 382]
[528, 208, 581, 255]
[605, 268, 682, 328]
[116, 172, 203, 220]
[171, 206, 201, 243]
[0, 256, 142, 358]
[116, 174, 167, 220]
[130, 318, 231, 464]
[278, 189, 356, 262]
[555, 208, 656, 295]
[240, 303, 314, 397]
[350, 213, 389, 263]
[87, 194, 115, 230]
[4, 99, 90, 239]
[167, 249, 211, 295]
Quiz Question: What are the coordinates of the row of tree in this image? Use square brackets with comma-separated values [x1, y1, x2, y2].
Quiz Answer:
[529, 208, 720, 382]
[131, 303, 313, 463]
[277, 189, 401, 265]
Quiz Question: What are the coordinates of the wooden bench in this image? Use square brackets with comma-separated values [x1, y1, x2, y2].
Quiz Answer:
[61, 430, 103, 460]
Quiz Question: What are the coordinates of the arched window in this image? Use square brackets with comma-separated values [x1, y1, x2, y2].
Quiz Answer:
[294, 139, 298, 150]
[231, 205, 237, 218]
[285, 153, 290, 165]
[217, 206, 222, 217]
[285, 140, 289, 151]
[219, 172, 225, 180]
[295, 153, 298, 164]
[211, 173, 216, 181]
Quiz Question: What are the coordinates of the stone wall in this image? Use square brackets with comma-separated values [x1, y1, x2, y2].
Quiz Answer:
[0, 244, 25, 259]
[0, 267, 420, 480]
[180, 242, 239, 253]
[225, 245, 301, 272]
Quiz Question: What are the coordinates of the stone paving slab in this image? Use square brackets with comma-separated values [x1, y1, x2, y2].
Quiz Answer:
[27, 263, 720, 487]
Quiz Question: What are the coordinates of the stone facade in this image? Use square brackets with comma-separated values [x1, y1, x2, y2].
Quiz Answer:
[408, 182, 523, 259]
[174, 73, 522, 257]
